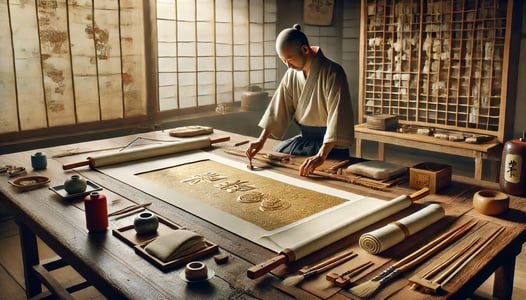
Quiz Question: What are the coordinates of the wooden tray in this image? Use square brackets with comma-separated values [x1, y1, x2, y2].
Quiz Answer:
[112, 215, 219, 272]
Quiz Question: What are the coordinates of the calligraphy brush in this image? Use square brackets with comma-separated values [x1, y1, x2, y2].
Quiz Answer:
[350, 220, 476, 298]
[282, 251, 357, 286]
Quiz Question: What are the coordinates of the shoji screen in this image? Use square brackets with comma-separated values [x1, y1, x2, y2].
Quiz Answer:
[156, 0, 277, 111]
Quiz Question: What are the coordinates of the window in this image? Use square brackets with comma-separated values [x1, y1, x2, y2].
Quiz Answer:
[156, 0, 277, 112]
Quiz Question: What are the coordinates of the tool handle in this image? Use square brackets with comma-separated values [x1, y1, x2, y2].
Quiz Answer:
[210, 136, 230, 144]
[300, 249, 354, 274]
[318, 253, 357, 273]
[408, 187, 430, 201]
[247, 254, 289, 279]
[62, 160, 91, 170]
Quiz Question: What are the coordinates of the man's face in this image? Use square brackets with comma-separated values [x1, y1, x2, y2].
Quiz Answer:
[278, 45, 307, 71]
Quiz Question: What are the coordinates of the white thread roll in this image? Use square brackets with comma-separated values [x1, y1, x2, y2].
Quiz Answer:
[359, 203, 445, 254]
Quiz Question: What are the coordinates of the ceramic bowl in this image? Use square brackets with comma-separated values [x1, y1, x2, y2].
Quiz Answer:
[473, 190, 510, 215]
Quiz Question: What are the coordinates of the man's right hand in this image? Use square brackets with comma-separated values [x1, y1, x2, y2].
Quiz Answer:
[246, 139, 265, 160]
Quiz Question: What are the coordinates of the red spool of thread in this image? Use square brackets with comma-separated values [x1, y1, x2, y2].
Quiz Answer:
[84, 191, 108, 232]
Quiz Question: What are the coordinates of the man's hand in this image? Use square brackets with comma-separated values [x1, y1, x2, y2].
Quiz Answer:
[246, 139, 265, 160]
[299, 154, 325, 176]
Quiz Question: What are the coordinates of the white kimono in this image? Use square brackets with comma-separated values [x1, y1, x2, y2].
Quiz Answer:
[259, 48, 354, 154]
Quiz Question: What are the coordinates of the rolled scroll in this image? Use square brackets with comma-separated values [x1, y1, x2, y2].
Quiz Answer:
[359, 203, 445, 254]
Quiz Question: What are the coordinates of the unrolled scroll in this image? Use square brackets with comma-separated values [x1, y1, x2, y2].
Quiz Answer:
[359, 203, 445, 254]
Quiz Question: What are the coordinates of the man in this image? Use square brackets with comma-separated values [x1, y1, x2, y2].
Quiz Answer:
[246, 24, 354, 176]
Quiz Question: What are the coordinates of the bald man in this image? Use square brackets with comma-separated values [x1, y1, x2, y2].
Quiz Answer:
[246, 24, 355, 176]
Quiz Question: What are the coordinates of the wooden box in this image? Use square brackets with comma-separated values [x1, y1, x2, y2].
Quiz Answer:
[366, 114, 398, 130]
[410, 162, 452, 194]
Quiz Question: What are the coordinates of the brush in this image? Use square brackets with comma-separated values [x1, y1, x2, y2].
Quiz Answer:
[349, 220, 477, 298]
[282, 251, 357, 286]
[326, 261, 374, 287]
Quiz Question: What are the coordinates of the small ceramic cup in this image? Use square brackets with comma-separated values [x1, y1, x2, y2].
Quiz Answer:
[184, 261, 208, 281]
[133, 212, 159, 235]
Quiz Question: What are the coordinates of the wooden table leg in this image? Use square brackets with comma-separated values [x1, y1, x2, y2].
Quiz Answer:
[378, 142, 385, 160]
[17, 221, 42, 297]
[492, 255, 515, 300]
[474, 152, 483, 180]
[355, 138, 363, 158]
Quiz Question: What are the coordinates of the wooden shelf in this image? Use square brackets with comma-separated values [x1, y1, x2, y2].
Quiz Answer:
[359, 0, 521, 143]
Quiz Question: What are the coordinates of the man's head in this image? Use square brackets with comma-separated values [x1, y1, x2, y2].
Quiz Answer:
[276, 24, 312, 71]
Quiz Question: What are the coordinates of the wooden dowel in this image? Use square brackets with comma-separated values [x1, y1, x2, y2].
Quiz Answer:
[422, 238, 479, 279]
[210, 136, 230, 144]
[397, 220, 477, 271]
[394, 220, 476, 269]
[108, 202, 152, 217]
[62, 160, 91, 170]
[299, 249, 354, 274]
[247, 253, 289, 279]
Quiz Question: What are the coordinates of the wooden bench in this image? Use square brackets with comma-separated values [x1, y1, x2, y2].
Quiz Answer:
[354, 123, 502, 180]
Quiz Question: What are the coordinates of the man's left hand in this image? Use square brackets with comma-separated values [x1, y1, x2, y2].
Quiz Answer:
[299, 155, 324, 176]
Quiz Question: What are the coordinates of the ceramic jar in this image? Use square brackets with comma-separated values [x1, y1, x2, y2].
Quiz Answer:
[64, 175, 87, 194]
[134, 212, 159, 235]
[31, 152, 47, 170]
[499, 133, 526, 196]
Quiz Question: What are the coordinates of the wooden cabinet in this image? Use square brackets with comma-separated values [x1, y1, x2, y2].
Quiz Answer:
[358, 0, 521, 143]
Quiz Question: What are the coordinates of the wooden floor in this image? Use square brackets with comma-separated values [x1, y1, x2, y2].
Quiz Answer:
[0, 142, 525, 299]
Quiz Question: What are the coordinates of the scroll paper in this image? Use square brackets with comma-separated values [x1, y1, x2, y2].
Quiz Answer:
[359, 203, 445, 254]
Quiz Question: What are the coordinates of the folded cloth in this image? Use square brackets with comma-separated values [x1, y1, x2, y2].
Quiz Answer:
[145, 230, 207, 262]
[345, 160, 407, 180]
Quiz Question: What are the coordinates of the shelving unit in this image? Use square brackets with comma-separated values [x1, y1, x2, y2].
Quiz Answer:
[359, 0, 520, 142]
[356, 0, 522, 180]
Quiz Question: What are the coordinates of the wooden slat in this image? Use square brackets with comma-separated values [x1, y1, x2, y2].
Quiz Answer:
[37, 0, 76, 127]
[0, 0, 19, 134]
[68, 0, 101, 123]
[9, 0, 47, 131]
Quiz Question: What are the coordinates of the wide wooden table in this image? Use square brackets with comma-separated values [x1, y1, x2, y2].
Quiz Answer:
[1, 129, 525, 299]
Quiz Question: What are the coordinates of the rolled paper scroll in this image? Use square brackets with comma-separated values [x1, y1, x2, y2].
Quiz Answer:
[359, 203, 445, 254]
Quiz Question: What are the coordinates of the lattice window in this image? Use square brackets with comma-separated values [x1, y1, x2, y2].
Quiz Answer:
[156, 0, 277, 111]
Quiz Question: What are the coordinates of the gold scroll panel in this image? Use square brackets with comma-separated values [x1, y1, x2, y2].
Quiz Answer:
[138, 160, 346, 231]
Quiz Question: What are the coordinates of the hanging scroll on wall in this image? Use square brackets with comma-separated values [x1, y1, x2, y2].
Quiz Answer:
[303, 0, 335, 26]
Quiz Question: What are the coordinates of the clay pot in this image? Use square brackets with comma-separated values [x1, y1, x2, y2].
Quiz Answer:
[473, 190, 510, 216]
[133, 212, 159, 235]
[64, 175, 87, 194]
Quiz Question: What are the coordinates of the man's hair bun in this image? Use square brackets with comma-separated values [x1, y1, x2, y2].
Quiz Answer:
[293, 24, 302, 31]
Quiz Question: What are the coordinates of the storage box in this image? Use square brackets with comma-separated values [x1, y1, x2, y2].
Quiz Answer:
[366, 114, 398, 130]
[410, 162, 452, 194]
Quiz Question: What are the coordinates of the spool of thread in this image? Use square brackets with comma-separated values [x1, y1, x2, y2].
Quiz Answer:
[84, 192, 108, 232]
[31, 152, 47, 170]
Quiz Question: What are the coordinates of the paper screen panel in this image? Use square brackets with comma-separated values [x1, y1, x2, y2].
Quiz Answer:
[10, 0, 47, 131]
[38, 1, 76, 127]
[120, 0, 147, 117]
[69, 0, 101, 123]
[0, 0, 19, 133]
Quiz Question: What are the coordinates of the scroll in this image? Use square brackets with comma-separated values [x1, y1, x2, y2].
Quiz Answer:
[62, 136, 229, 170]
[359, 203, 445, 254]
